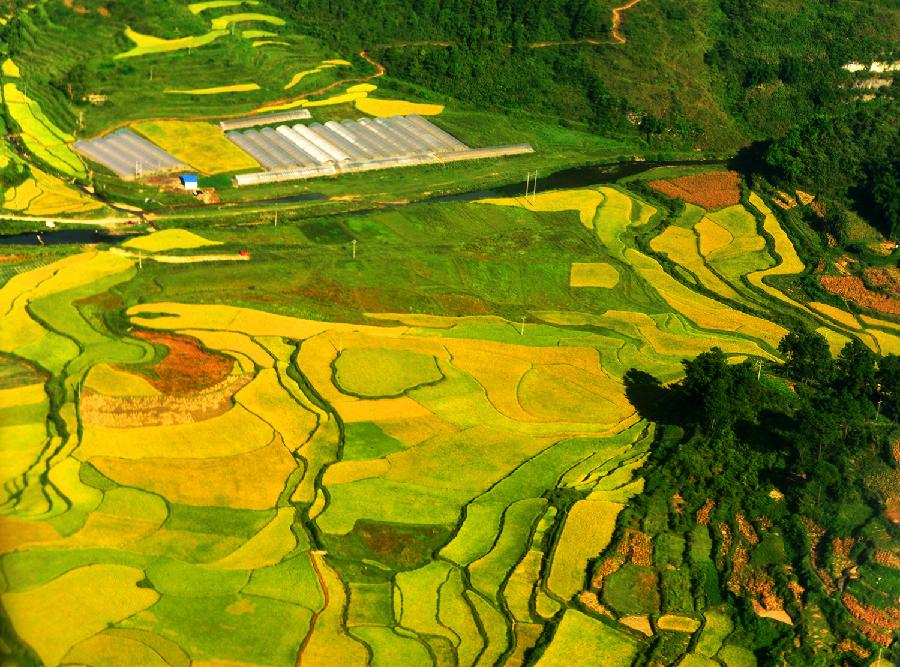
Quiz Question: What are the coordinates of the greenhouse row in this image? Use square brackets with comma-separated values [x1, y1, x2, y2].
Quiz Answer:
[233, 144, 535, 186]
[227, 115, 470, 171]
[219, 109, 312, 131]
[74, 129, 183, 180]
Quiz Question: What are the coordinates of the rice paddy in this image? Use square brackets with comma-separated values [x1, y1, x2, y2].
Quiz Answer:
[132, 120, 260, 174]
[355, 97, 445, 117]
[165, 83, 261, 95]
[3, 83, 86, 177]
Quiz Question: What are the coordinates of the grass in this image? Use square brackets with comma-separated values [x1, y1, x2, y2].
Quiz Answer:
[132, 121, 260, 174]
[696, 609, 734, 656]
[603, 564, 660, 614]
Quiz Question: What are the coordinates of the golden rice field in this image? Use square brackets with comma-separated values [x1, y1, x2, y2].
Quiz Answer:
[354, 97, 445, 117]
[165, 83, 261, 95]
[132, 120, 260, 174]
[3, 163, 106, 216]
[569, 262, 620, 288]
[3, 83, 86, 178]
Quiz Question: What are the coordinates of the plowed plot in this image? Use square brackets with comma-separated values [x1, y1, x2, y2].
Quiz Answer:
[820, 276, 900, 315]
[81, 374, 252, 427]
[132, 331, 234, 393]
[865, 267, 900, 299]
[648, 172, 741, 211]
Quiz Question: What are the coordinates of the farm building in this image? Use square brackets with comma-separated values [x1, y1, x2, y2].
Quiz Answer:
[180, 174, 199, 190]
[227, 114, 534, 186]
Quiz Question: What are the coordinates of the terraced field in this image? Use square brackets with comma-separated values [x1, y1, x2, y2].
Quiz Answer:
[2, 181, 897, 666]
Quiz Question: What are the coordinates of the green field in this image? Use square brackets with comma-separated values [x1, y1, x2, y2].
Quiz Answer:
[1, 174, 896, 665]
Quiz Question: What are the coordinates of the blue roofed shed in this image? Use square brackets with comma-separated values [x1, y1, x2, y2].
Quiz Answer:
[180, 174, 198, 190]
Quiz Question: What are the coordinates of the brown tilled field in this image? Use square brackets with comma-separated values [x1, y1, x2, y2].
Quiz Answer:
[131, 331, 235, 394]
[865, 267, 900, 299]
[648, 171, 741, 210]
[819, 276, 900, 315]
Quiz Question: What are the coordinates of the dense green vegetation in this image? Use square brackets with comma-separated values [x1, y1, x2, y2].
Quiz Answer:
[620, 329, 899, 664]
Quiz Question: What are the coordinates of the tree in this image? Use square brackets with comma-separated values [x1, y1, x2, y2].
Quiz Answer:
[877, 354, 900, 420]
[834, 339, 877, 400]
[777, 326, 833, 385]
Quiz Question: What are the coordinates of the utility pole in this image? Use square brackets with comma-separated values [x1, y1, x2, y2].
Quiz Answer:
[274, 206, 278, 227]
[530, 172, 538, 205]
[755, 359, 763, 382]
[149, 66, 153, 81]
[524, 172, 531, 200]
[520, 315, 526, 336]
[352, 239, 357, 259]
[138, 251, 142, 269]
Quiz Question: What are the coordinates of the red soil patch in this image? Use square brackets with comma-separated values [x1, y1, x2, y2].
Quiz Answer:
[131, 331, 234, 394]
[819, 275, 900, 315]
[648, 171, 741, 211]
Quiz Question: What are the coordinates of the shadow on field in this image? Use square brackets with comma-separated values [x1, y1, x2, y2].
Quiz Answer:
[623, 369, 680, 424]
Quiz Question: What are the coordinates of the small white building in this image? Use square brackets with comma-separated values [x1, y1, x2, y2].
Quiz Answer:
[180, 174, 198, 190]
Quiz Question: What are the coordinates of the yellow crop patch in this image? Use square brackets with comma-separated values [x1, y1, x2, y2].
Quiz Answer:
[256, 90, 367, 113]
[209, 13, 286, 30]
[355, 97, 444, 117]
[115, 27, 228, 59]
[90, 436, 297, 509]
[477, 189, 603, 229]
[213, 506, 296, 569]
[285, 60, 350, 90]
[79, 405, 275, 460]
[657, 615, 702, 633]
[4, 83, 86, 178]
[132, 120, 260, 174]
[189, 0, 259, 13]
[569, 262, 619, 288]
[165, 83, 260, 95]
[0, 383, 45, 410]
[284, 68, 322, 89]
[334, 347, 443, 397]
[695, 217, 733, 258]
[2, 565, 158, 666]
[807, 302, 861, 330]
[626, 249, 787, 346]
[547, 499, 623, 600]
[123, 228, 222, 253]
[347, 83, 377, 93]
[84, 364, 160, 396]
[651, 225, 745, 303]
[2, 58, 19, 77]
[746, 194, 806, 308]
